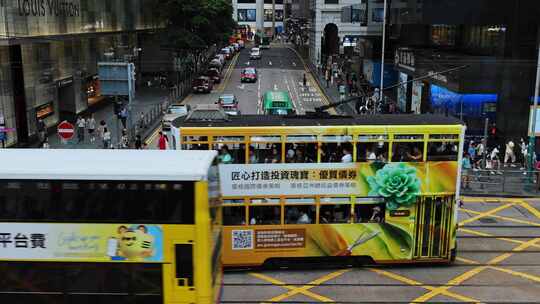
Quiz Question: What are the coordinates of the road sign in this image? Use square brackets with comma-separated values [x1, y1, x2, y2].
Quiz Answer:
[57, 121, 74, 140]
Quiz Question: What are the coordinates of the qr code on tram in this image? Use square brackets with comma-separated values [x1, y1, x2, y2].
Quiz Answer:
[232, 230, 254, 250]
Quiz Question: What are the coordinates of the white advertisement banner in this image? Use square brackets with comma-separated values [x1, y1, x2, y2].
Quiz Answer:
[411, 81, 423, 114]
[0, 223, 164, 262]
[219, 163, 360, 197]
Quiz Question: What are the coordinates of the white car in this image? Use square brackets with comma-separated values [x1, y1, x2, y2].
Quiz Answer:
[250, 48, 261, 60]
[162, 104, 190, 131]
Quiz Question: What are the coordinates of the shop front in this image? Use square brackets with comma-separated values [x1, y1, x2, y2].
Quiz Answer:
[86, 75, 105, 107]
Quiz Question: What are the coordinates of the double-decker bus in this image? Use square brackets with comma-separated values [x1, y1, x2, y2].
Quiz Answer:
[0, 149, 222, 304]
[170, 114, 465, 267]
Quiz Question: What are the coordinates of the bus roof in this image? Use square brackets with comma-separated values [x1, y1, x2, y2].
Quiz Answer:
[263, 91, 292, 106]
[173, 114, 463, 128]
[0, 149, 218, 181]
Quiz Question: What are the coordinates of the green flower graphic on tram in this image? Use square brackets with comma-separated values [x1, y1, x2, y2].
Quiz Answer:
[367, 163, 421, 210]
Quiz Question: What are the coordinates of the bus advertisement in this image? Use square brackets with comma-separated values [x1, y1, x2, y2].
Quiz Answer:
[218, 161, 458, 266]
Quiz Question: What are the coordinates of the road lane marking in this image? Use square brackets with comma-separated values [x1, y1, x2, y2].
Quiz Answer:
[458, 203, 515, 225]
[249, 272, 334, 303]
[218, 53, 239, 93]
[267, 268, 349, 302]
[460, 207, 540, 227]
[369, 268, 481, 303]
[413, 234, 540, 302]
[459, 228, 540, 249]
[519, 200, 540, 219]
[459, 256, 540, 283]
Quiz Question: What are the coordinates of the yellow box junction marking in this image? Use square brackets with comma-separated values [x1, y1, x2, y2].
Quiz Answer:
[250, 268, 350, 303]
[412, 199, 540, 303]
[369, 268, 481, 303]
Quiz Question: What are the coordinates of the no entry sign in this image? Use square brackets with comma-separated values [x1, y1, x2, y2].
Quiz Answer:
[57, 121, 74, 140]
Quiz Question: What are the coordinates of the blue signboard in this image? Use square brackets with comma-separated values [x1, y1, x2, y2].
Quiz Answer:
[363, 60, 398, 88]
[430, 84, 497, 118]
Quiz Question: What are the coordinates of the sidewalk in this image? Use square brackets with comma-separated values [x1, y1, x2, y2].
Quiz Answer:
[47, 86, 169, 149]
[294, 46, 356, 115]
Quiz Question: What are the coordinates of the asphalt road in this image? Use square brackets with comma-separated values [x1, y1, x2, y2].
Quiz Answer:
[221, 198, 540, 304]
[147, 43, 330, 148]
[187, 43, 328, 115]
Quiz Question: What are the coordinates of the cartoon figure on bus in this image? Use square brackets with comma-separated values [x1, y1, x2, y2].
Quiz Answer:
[115, 225, 155, 261]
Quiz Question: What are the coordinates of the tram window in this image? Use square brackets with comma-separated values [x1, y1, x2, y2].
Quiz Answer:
[223, 199, 245, 204]
[392, 142, 424, 162]
[285, 143, 317, 163]
[321, 142, 353, 162]
[356, 142, 388, 162]
[355, 203, 385, 223]
[319, 204, 351, 224]
[251, 143, 282, 163]
[185, 143, 209, 150]
[427, 142, 459, 161]
[251, 198, 281, 204]
[214, 143, 245, 164]
[285, 205, 316, 224]
[249, 206, 281, 225]
[320, 197, 351, 204]
[223, 206, 246, 225]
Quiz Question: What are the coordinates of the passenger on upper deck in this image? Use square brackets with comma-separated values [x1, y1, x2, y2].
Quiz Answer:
[218, 145, 233, 164]
[407, 147, 423, 162]
[341, 147, 353, 163]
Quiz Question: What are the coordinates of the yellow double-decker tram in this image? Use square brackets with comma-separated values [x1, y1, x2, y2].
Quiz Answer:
[171, 113, 465, 267]
[0, 150, 222, 304]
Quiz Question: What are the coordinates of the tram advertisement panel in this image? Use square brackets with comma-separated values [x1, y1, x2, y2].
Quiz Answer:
[219, 162, 458, 197]
[224, 216, 417, 262]
[0, 223, 164, 262]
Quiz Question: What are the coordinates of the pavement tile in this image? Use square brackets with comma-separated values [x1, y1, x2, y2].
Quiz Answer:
[309, 284, 428, 303]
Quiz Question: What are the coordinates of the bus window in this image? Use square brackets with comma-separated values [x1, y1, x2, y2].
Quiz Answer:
[392, 142, 424, 162]
[319, 205, 351, 224]
[249, 206, 281, 225]
[355, 203, 385, 223]
[321, 142, 353, 163]
[285, 136, 317, 163]
[250, 143, 282, 163]
[284, 205, 315, 224]
[285, 143, 317, 163]
[427, 142, 459, 161]
[356, 142, 388, 163]
[223, 206, 246, 225]
[214, 143, 245, 164]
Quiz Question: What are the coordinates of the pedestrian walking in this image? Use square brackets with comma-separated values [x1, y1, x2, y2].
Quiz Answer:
[339, 82, 346, 101]
[504, 139, 516, 167]
[303, 73, 307, 87]
[42, 137, 50, 149]
[121, 129, 129, 149]
[520, 138, 529, 171]
[37, 118, 46, 144]
[157, 131, 168, 150]
[138, 112, 145, 129]
[102, 127, 111, 149]
[135, 135, 143, 150]
[86, 114, 96, 143]
[325, 70, 330, 88]
[76, 116, 86, 143]
[119, 107, 128, 129]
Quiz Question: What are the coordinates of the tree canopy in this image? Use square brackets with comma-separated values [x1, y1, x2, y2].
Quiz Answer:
[158, 0, 236, 52]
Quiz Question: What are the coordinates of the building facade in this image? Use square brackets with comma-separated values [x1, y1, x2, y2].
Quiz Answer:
[0, 0, 158, 147]
[232, 0, 285, 38]
[386, 0, 540, 139]
[308, 0, 383, 67]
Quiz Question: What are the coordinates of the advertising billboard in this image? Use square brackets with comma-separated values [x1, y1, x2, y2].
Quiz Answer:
[0, 223, 163, 262]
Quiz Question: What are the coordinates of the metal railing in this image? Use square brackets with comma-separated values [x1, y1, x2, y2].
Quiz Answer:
[461, 168, 539, 196]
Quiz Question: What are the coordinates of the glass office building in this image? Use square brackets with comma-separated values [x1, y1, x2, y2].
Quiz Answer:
[0, 0, 158, 146]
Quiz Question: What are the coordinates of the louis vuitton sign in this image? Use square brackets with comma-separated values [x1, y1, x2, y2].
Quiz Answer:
[17, 0, 81, 17]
